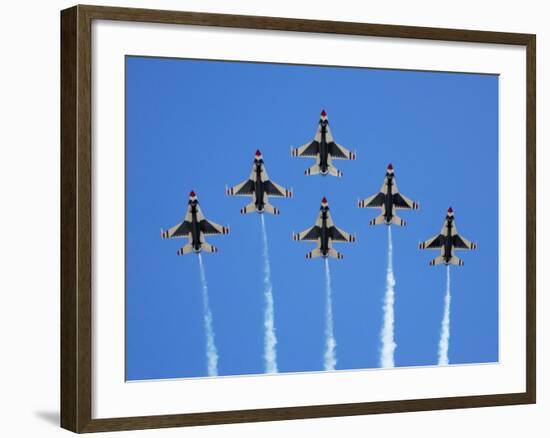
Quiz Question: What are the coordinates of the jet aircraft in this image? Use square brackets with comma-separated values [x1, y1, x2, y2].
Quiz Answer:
[161, 191, 229, 255]
[419, 207, 477, 266]
[358, 164, 419, 226]
[291, 110, 356, 177]
[293, 197, 356, 259]
[226, 150, 292, 214]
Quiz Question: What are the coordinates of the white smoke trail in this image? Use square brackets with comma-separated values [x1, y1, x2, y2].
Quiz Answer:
[380, 226, 396, 368]
[324, 258, 337, 371]
[197, 253, 219, 377]
[260, 214, 278, 374]
[438, 265, 452, 365]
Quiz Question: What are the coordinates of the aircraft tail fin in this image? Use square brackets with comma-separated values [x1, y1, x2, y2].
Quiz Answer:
[369, 214, 386, 226]
[176, 243, 193, 256]
[240, 202, 257, 214]
[263, 203, 280, 215]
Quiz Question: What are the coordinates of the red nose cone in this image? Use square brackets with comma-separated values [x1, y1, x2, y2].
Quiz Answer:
[255, 149, 262, 157]
[321, 109, 327, 117]
[322, 197, 328, 204]
[189, 190, 196, 197]
[448, 207, 453, 213]
[387, 163, 393, 170]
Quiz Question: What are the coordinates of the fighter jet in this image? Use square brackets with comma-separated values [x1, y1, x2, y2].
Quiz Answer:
[291, 110, 356, 177]
[419, 207, 477, 266]
[358, 164, 419, 226]
[226, 150, 292, 214]
[161, 191, 229, 255]
[293, 197, 356, 259]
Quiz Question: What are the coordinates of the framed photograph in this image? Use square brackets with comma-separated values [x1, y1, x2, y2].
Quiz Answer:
[60, 5, 536, 433]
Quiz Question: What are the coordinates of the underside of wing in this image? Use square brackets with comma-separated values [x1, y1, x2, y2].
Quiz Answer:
[294, 225, 321, 241]
[358, 192, 385, 208]
[330, 226, 355, 242]
[227, 179, 255, 196]
[200, 219, 229, 235]
[163, 221, 191, 238]
[329, 142, 355, 160]
[453, 234, 477, 250]
[263, 180, 292, 198]
[292, 141, 319, 158]
[393, 193, 419, 210]
[419, 234, 442, 249]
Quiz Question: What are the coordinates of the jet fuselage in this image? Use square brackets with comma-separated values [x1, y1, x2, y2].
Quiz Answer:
[189, 201, 202, 252]
[442, 217, 455, 263]
[319, 121, 330, 175]
[383, 174, 395, 224]
[319, 207, 330, 257]
[253, 161, 265, 212]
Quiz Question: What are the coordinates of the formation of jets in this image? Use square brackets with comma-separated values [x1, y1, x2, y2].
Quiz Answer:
[162, 110, 477, 265]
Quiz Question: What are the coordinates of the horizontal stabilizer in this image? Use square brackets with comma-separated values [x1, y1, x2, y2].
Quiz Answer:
[449, 255, 464, 266]
[263, 203, 280, 215]
[328, 166, 343, 177]
[201, 242, 218, 253]
[240, 202, 257, 214]
[305, 248, 322, 259]
[176, 243, 193, 256]
[328, 248, 344, 259]
[428, 256, 464, 266]
[429, 255, 445, 266]
[369, 215, 386, 226]
[391, 215, 406, 226]
[304, 164, 320, 176]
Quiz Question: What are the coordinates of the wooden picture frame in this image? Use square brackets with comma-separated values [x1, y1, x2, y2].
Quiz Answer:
[61, 4, 536, 433]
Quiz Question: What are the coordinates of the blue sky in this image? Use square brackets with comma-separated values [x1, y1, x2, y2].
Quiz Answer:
[125, 56, 499, 380]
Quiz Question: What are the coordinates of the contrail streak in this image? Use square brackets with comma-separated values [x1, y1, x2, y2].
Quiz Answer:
[380, 226, 396, 368]
[260, 214, 278, 374]
[197, 253, 219, 377]
[324, 258, 337, 371]
[438, 265, 452, 365]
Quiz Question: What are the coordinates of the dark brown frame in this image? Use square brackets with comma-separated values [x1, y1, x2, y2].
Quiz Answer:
[61, 4, 536, 433]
